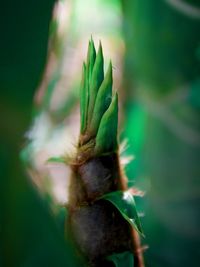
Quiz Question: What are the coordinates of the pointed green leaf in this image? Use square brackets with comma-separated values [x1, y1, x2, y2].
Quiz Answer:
[107, 251, 134, 267]
[89, 61, 113, 136]
[84, 63, 90, 131]
[88, 41, 104, 122]
[88, 37, 96, 82]
[47, 156, 66, 164]
[95, 93, 118, 154]
[100, 190, 144, 236]
[80, 63, 87, 133]
[80, 40, 93, 134]
[86, 40, 91, 67]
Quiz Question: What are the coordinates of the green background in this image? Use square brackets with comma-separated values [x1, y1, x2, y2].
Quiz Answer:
[1, 1, 199, 266]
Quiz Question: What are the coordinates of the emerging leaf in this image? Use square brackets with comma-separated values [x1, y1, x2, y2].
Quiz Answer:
[95, 93, 118, 154]
[88, 38, 96, 82]
[80, 63, 87, 133]
[88, 42, 104, 122]
[84, 60, 90, 132]
[100, 190, 144, 236]
[89, 61, 113, 136]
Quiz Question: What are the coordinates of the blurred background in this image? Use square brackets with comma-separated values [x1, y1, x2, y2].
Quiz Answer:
[1, 0, 200, 266]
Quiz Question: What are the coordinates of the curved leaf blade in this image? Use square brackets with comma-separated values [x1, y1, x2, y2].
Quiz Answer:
[89, 61, 113, 136]
[80, 62, 87, 133]
[88, 38, 96, 82]
[100, 190, 144, 236]
[88, 42, 104, 122]
[95, 93, 118, 154]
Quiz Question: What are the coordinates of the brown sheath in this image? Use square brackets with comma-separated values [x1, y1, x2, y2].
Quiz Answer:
[66, 152, 144, 267]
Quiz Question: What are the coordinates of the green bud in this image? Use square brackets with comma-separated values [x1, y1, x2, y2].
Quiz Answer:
[89, 61, 113, 136]
[80, 63, 87, 133]
[95, 93, 118, 154]
[86, 40, 91, 69]
[84, 58, 90, 132]
[88, 37, 96, 82]
[88, 41, 104, 122]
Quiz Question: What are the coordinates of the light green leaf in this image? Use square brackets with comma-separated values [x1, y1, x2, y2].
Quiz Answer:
[95, 93, 118, 154]
[84, 56, 90, 132]
[106, 251, 134, 267]
[88, 41, 104, 122]
[100, 190, 144, 236]
[80, 41, 92, 134]
[80, 62, 87, 133]
[88, 37, 96, 82]
[89, 61, 113, 136]
[47, 156, 66, 164]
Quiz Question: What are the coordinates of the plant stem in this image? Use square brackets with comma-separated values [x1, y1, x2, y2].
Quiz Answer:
[132, 228, 145, 267]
